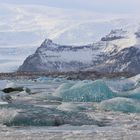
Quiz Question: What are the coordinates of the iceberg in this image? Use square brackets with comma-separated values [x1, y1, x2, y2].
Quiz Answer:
[3, 104, 100, 127]
[54, 80, 116, 102]
[2, 81, 31, 94]
[106, 80, 136, 92]
[129, 74, 140, 88]
[105, 74, 140, 92]
[0, 80, 8, 90]
[0, 91, 12, 104]
[0, 108, 19, 125]
[100, 97, 140, 113]
[120, 87, 140, 99]
[57, 102, 87, 112]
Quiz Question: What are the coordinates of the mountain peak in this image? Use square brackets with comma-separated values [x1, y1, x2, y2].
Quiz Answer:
[101, 29, 128, 41]
[41, 39, 53, 47]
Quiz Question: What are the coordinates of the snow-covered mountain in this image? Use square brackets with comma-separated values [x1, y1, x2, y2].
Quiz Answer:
[18, 29, 140, 74]
[0, 3, 131, 72]
[1, 3, 140, 72]
[87, 29, 140, 73]
[18, 39, 94, 72]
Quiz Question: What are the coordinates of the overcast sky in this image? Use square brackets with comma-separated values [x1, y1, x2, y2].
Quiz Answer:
[0, 0, 140, 14]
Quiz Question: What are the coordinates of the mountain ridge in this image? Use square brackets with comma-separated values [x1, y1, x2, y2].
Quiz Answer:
[18, 28, 140, 74]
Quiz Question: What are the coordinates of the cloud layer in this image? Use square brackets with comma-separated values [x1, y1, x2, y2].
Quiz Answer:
[0, 0, 140, 14]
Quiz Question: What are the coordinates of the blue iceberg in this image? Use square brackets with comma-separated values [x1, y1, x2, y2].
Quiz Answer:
[54, 80, 116, 102]
[100, 97, 140, 113]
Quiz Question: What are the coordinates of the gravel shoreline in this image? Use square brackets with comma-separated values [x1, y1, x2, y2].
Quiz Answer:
[0, 71, 134, 80]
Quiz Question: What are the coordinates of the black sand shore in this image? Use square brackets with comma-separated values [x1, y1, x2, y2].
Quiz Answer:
[0, 71, 135, 80]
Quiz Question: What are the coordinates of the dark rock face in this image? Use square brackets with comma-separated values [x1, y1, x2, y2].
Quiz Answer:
[93, 47, 140, 74]
[18, 53, 45, 72]
[101, 29, 126, 41]
[109, 47, 140, 74]
[18, 39, 95, 72]
[101, 36, 124, 41]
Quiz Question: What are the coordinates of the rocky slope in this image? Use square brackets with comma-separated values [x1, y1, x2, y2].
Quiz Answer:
[18, 29, 140, 74]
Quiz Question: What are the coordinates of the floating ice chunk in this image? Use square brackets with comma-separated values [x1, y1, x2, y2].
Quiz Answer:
[4, 105, 99, 126]
[129, 74, 140, 83]
[36, 76, 53, 82]
[16, 91, 29, 97]
[0, 80, 8, 90]
[55, 82, 75, 93]
[0, 91, 12, 103]
[3, 82, 31, 94]
[106, 80, 135, 92]
[52, 78, 67, 83]
[2, 82, 24, 93]
[0, 108, 19, 125]
[105, 74, 140, 92]
[100, 97, 140, 113]
[54, 80, 116, 102]
[120, 87, 140, 99]
[57, 102, 86, 112]
[130, 74, 140, 88]
[2, 87, 24, 93]
[45, 95, 62, 101]
[0, 102, 8, 105]
[5, 82, 18, 89]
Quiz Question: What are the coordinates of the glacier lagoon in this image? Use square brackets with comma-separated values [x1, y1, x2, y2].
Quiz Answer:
[0, 75, 140, 139]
